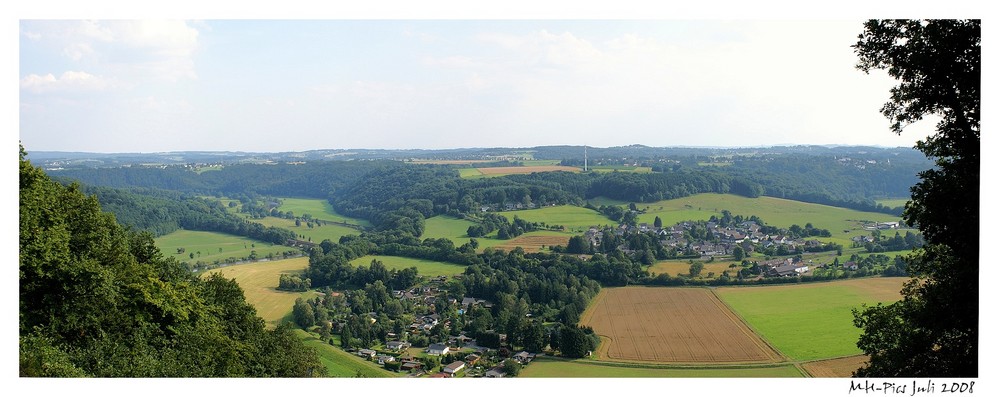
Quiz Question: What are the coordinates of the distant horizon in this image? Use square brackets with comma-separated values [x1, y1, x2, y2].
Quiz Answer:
[23, 142, 919, 156]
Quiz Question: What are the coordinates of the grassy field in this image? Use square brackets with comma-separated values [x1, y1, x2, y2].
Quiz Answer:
[458, 168, 485, 178]
[503, 205, 615, 231]
[255, 216, 361, 243]
[714, 277, 906, 361]
[519, 357, 804, 378]
[203, 256, 314, 327]
[276, 197, 370, 227]
[423, 215, 477, 241]
[349, 255, 467, 277]
[294, 329, 398, 378]
[155, 230, 293, 265]
[875, 198, 909, 208]
[634, 193, 906, 248]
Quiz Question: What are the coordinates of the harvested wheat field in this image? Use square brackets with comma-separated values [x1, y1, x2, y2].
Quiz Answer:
[801, 355, 869, 377]
[580, 286, 783, 364]
[491, 234, 570, 253]
[477, 165, 581, 175]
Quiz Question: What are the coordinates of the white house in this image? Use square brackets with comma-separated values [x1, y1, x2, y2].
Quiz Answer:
[443, 361, 466, 376]
[427, 343, 450, 356]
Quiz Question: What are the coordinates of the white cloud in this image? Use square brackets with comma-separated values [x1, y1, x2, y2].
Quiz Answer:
[22, 20, 201, 82]
[20, 71, 112, 93]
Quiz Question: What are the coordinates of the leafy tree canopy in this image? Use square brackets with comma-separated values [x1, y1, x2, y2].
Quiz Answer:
[852, 19, 979, 377]
[19, 146, 326, 377]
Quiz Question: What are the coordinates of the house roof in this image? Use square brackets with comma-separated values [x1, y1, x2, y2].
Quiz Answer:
[428, 343, 449, 351]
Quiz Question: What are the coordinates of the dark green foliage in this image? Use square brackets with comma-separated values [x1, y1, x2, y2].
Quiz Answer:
[293, 298, 316, 328]
[278, 273, 311, 291]
[565, 235, 591, 254]
[559, 325, 597, 358]
[501, 359, 522, 376]
[19, 150, 325, 377]
[852, 19, 979, 377]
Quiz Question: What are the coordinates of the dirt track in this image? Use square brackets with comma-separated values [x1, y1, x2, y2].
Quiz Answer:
[580, 287, 784, 364]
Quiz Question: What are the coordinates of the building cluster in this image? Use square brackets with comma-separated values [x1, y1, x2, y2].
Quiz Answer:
[586, 220, 822, 259]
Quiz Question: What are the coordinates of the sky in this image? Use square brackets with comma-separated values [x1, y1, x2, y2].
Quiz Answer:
[17, 16, 948, 153]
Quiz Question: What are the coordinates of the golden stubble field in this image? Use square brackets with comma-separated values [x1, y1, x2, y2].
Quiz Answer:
[580, 286, 784, 364]
[490, 234, 571, 253]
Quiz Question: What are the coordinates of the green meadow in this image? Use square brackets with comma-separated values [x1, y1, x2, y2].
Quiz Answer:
[519, 357, 804, 378]
[503, 205, 615, 231]
[423, 215, 477, 241]
[876, 198, 909, 208]
[155, 230, 292, 265]
[277, 197, 370, 227]
[458, 168, 485, 178]
[294, 329, 398, 378]
[715, 277, 906, 361]
[349, 255, 467, 277]
[255, 216, 361, 243]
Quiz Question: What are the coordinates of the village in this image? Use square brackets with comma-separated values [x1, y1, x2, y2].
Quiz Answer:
[339, 278, 539, 378]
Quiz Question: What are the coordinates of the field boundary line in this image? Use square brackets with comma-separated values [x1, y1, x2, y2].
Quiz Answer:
[708, 287, 789, 364]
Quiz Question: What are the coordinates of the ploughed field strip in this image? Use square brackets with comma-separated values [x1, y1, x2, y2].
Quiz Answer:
[581, 287, 783, 364]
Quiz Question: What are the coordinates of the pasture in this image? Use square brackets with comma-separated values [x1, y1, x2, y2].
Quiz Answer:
[580, 287, 783, 364]
[349, 255, 467, 277]
[518, 357, 804, 378]
[203, 256, 314, 327]
[277, 197, 370, 227]
[423, 215, 477, 241]
[294, 329, 398, 378]
[875, 198, 909, 208]
[254, 216, 361, 243]
[155, 229, 292, 265]
[714, 277, 906, 361]
[505, 205, 615, 231]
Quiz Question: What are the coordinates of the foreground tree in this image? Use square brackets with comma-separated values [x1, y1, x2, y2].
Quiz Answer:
[851, 19, 979, 377]
[19, 146, 326, 377]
